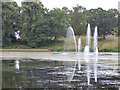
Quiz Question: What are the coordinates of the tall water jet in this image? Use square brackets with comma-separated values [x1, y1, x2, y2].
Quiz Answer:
[94, 26, 98, 56]
[64, 26, 77, 82]
[84, 24, 91, 63]
[84, 46, 89, 63]
[78, 37, 81, 70]
[63, 24, 98, 84]
[86, 24, 91, 47]
[78, 37, 81, 52]
[64, 26, 77, 52]
[93, 26, 98, 82]
[84, 24, 91, 85]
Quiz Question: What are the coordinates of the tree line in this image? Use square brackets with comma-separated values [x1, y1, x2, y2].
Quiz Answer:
[2, 1, 119, 48]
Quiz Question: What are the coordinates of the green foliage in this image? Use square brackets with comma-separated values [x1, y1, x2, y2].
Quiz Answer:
[2, 1, 69, 48]
[20, 2, 45, 47]
[2, 2, 118, 49]
[2, 2, 19, 46]
[88, 8, 118, 39]
[70, 5, 87, 35]
[19, 2, 69, 48]
[48, 8, 70, 40]
[99, 48, 119, 52]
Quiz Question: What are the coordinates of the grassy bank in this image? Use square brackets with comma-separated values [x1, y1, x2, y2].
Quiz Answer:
[49, 36, 119, 52]
[98, 36, 119, 52]
[2, 36, 119, 52]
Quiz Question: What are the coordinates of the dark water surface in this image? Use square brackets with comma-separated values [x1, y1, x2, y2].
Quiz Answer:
[2, 58, 120, 89]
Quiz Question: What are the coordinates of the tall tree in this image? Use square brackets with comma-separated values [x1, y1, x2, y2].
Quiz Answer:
[2, 1, 19, 46]
[70, 5, 87, 35]
[88, 8, 118, 39]
[20, 1, 47, 47]
[48, 8, 70, 41]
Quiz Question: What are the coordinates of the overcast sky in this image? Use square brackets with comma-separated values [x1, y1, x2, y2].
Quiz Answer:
[14, 0, 120, 10]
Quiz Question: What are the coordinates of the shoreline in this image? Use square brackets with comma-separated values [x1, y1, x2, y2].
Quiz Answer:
[0, 49, 119, 52]
[0, 49, 51, 52]
[1, 52, 118, 62]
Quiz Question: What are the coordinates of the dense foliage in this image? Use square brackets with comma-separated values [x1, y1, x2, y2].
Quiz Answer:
[2, 1, 119, 48]
[2, 2, 19, 46]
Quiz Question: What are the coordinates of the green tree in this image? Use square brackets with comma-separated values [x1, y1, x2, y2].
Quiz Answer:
[48, 8, 70, 41]
[70, 5, 87, 35]
[2, 1, 19, 46]
[62, 6, 72, 14]
[20, 2, 69, 47]
[20, 1, 47, 47]
[88, 8, 118, 39]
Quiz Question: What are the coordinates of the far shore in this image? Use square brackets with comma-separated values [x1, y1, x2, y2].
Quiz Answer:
[0, 49, 119, 53]
[0, 49, 51, 52]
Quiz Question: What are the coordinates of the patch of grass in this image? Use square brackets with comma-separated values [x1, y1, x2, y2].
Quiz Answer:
[98, 36, 118, 50]
[2, 36, 118, 52]
[49, 35, 118, 52]
[40, 40, 65, 51]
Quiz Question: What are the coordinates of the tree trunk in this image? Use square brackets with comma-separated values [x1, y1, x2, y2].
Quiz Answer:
[103, 34, 105, 39]
[54, 36, 57, 43]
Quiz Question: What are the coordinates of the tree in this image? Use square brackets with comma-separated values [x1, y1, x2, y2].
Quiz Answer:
[47, 8, 70, 41]
[70, 5, 87, 35]
[62, 6, 72, 14]
[20, 2, 69, 47]
[2, 1, 19, 46]
[88, 8, 118, 39]
[20, 1, 47, 47]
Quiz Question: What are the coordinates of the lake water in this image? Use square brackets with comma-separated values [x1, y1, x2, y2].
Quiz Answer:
[1, 52, 120, 89]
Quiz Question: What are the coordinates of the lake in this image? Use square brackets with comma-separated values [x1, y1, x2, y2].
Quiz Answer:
[1, 52, 120, 89]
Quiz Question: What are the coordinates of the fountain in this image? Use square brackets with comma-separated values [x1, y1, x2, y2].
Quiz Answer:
[84, 24, 91, 63]
[78, 37, 81, 70]
[84, 24, 91, 85]
[64, 24, 98, 85]
[93, 26, 98, 82]
[64, 26, 77, 52]
[2, 24, 119, 89]
[86, 23, 91, 47]
[64, 26, 77, 82]
[78, 37, 81, 53]
[94, 26, 98, 56]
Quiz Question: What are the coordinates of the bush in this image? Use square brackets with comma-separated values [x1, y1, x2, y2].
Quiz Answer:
[99, 48, 119, 52]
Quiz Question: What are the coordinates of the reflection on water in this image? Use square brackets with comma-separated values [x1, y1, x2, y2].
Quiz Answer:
[87, 62, 90, 86]
[94, 60, 97, 82]
[15, 60, 20, 70]
[2, 58, 120, 89]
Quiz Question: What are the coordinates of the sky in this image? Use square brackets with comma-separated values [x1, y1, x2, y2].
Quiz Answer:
[14, 0, 120, 10]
